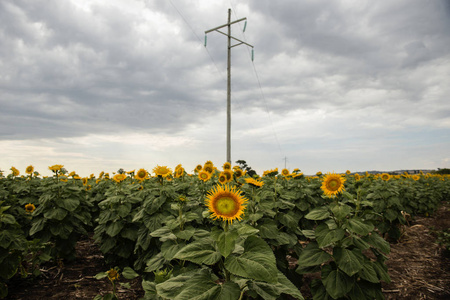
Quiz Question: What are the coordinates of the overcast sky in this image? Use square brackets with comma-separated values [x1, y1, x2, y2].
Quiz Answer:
[1, 0, 449, 177]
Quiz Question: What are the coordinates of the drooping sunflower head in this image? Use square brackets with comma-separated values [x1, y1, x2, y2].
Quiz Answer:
[107, 268, 120, 282]
[223, 162, 231, 170]
[316, 171, 323, 176]
[321, 173, 346, 197]
[11, 167, 20, 176]
[380, 173, 391, 181]
[198, 170, 211, 182]
[82, 177, 88, 185]
[99, 171, 105, 178]
[205, 184, 247, 224]
[135, 168, 148, 181]
[263, 168, 278, 177]
[218, 173, 228, 184]
[281, 168, 290, 176]
[244, 177, 264, 188]
[153, 165, 172, 178]
[25, 203, 36, 213]
[113, 173, 127, 183]
[25, 165, 34, 174]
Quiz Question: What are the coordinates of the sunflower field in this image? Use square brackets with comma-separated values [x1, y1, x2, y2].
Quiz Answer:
[0, 163, 449, 299]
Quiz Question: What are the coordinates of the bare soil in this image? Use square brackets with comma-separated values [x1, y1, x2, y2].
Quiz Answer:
[5, 202, 449, 300]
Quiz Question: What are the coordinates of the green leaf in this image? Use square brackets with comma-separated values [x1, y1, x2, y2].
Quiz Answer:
[315, 224, 345, 248]
[217, 230, 238, 258]
[365, 233, 390, 254]
[1, 214, 16, 225]
[145, 252, 166, 273]
[224, 236, 277, 283]
[106, 221, 124, 237]
[174, 241, 221, 265]
[305, 207, 330, 220]
[331, 204, 352, 220]
[275, 270, 304, 299]
[236, 224, 259, 236]
[161, 240, 185, 261]
[258, 222, 279, 239]
[322, 269, 354, 299]
[296, 243, 331, 267]
[174, 226, 196, 240]
[346, 218, 374, 236]
[358, 260, 379, 283]
[117, 203, 132, 218]
[333, 247, 363, 276]
[44, 207, 68, 221]
[384, 208, 398, 222]
[94, 272, 108, 280]
[122, 267, 139, 279]
[57, 198, 80, 212]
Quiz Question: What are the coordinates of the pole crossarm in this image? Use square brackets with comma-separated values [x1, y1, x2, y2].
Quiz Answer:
[205, 17, 247, 34]
[214, 30, 254, 48]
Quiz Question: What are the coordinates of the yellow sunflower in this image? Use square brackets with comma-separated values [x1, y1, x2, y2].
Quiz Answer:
[346, 170, 351, 175]
[174, 166, 184, 178]
[82, 177, 88, 185]
[380, 173, 391, 181]
[107, 268, 120, 282]
[205, 185, 247, 224]
[194, 164, 203, 173]
[218, 173, 228, 184]
[234, 168, 244, 178]
[153, 165, 172, 178]
[321, 173, 346, 197]
[354, 173, 361, 181]
[25, 203, 36, 213]
[49, 164, 64, 172]
[99, 171, 105, 178]
[412, 175, 420, 181]
[223, 169, 233, 182]
[113, 173, 127, 183]
[316, 171, 322, 176]
[135, 168, 148, 181]
[223, 162, 231, 170]
[25, 165, 34, 174]
[60, 176, 68, 182]
[68, 171, 76, 177]
[198, 170, 211, 182]
[263, 168, 278, 177]
[244, 177, 264, 188]
[11, 167, 20, 176]
[281, 168, 290, 176]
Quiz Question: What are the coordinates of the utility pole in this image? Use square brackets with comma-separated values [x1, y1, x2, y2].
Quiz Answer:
[205, 9, 253, 163]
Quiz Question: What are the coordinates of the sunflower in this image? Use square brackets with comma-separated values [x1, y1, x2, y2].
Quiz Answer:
[223, 162, 231, 170]
[281, 168, 290, 176]
[25, 165, 34, 174]
[218, 173, 228, 184]
[25, 203, 36, 213]
[234, 168, 244, 178]
[104, 173, 110, 179]
[11, 167, 20, 176]
[99, 171, 105, 178]
[49, 164, 64, 172]
[194, 164, 203, 173]
[380, 173, 391, 181]
[135, 168, 148, 181]
[346, 170, 351, 175]
[174, 166, 184, 178]
[205, 184, 247, 224]
[245, 177, 264, 188]
[263, 168, 278, 177]
[321, 173, 346, 197]
[137, 185, 143, 190]
[153, 165, 172, 178]
[68, 171, 76, 177]
[126, 170, 135, 174]
[107, 268, 120, 282]
[82, 177, 88, 185]
[90, 174, 95, 179]
[223, 169, 233, 181]
[316, 171, 322, 176]
[354, 173, 361, 181]
[113, 173, 127, 183]
[198, 170, 211, 182]
[412, 175, 420, 181]
[60, 176, 68, 182]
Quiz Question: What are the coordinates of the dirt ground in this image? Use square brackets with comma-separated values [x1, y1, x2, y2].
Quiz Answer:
[5, 202, 449, 300]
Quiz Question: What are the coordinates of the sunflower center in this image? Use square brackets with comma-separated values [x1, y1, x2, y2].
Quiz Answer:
[214, 197, 238, 216]
[326, 179, 341, 191]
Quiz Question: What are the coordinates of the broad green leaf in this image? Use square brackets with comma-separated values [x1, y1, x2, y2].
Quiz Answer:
[296, 243, 331, 267]
[236, 224, 259, 236]
[333, 247, 363, 276]
[315, 224, 345, 248]
[275, 270, 304, 299]
[358, 260, 379, 283]
[224, 236, 277, 283]
[117, 203, 132, 218]
[94, 271, 108, 279]
[174, 241, 221, 265]
[217, 230, 238, 258]
[122, 267, 139, 279]
[161, 240, 185, 261]
[174, 226, 196, 240]
[322, 269, 354, 299]
[365, 233, 390, 254]
[305, 207, 330, 220]
[384, 209, 397, 222]
[372, 260, 391, 283]
[44, 207, 67, 221]
[331, 204, 352, 220]
[57, 198, 80, 212]
[145, 252, 166, 273]
[258, 222, 279, 239]
[346, 218, 374, 236]
[106, 221, 124, 237]
[1, 214, 16, 225]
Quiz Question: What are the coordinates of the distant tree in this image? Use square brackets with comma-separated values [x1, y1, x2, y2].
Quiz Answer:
[235, 160, 257, 177]
[435, 168, 450, 175]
